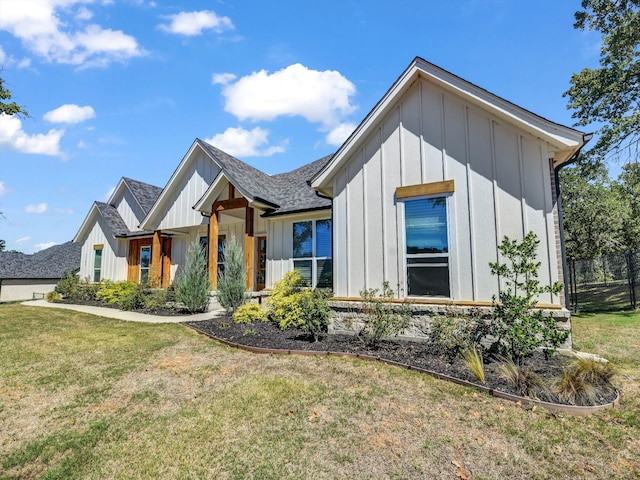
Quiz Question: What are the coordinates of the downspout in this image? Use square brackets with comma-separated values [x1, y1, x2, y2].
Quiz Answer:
[554, 133, 593, 310]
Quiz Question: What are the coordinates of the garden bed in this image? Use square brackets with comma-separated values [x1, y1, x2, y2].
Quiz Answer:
[184, 316, 619, 411]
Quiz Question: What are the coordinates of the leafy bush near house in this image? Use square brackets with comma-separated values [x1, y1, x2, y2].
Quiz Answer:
[175, 241, 211, 314]
[216, 236, 247, 313]
[355, 282, 411, 347]
[143, 287, 174, 312]
[233, 303, 269, 324]
[119, 283, 149, 311]
[96, 280, 137, 305]
[477, 232, 568, 365]
[430, 307, 483, 356]
[267, 271, 332, 341]
[55, 270, 80, 299]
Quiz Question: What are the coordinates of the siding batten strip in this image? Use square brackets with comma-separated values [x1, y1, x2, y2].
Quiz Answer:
[490, 120, 501, 267]
[518, 134, 527, 238]
[362, 148, 368, 291]
[464, 106, 476, 301]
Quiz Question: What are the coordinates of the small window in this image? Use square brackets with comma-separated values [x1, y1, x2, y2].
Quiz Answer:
[292, 219, 332, 288]
[140, 246, 151, 284]
[93, 247, 103, 283]
[405, 197, 450, 297]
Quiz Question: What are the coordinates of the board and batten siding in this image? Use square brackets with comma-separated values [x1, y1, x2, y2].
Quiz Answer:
[157, 151, 221, 231]
[331, 77, 561, 305]
[79, 217, 128, 282]
[113, 189, 146, 232]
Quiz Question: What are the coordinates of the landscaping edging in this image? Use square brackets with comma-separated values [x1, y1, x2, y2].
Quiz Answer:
[187, 326, 620, 416]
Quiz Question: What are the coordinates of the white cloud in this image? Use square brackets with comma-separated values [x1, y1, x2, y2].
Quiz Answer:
[25, 203, 48, 214]
[159, 10, 233, 36]
[0, 181, 6, 197]
[205, 126, 286, 158]
[0, 0, 146, 68]
[44, 104, 95, 124]
[0, 46, 5, 64]
[17, 58, 32, 69]
[75, 6, 93, 21]
[16, 236, 31, 244]
[219, 64, 357, 129]
[0, 114, 64, 156]
[326, 122, 357, 147]
[34, 241, 57, 252]
[212, 72, 236, 85]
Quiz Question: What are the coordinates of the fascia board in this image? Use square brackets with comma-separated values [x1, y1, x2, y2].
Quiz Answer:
[72, 203, 100, 243]
[193, 171, 228, 213]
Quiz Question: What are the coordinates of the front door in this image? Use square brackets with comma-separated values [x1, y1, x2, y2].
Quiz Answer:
[257, 236, 266, 290]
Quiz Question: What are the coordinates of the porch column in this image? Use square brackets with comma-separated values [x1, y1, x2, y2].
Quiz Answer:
[209, 209, 219, 290]
[150, 230, 162, 288]
[245, 207, 254, 290]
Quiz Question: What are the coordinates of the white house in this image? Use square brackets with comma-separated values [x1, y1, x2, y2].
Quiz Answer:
[74, 57, 588, 312]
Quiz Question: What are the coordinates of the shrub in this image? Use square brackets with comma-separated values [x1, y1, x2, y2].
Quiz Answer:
[496, 356, 544, 397]
[430, 306, 482, 356]
[119, 283, 149, 311]
[55, 270, 80, 299]
[233, 303, 268, 324]
[267, 270, 307, 329]
[461, 346, 485, 384]
[143, 288, 172, 312]
[216, 236, 247, 312]
[554, 355, 617, 405]
[175, 241, 211, 313]
[45, 291, 61, 302]
[96, 280, 136, 305]
[477, 232, 568, 365]
[297, 288, 332, 342]
[355, 282, 411, 347]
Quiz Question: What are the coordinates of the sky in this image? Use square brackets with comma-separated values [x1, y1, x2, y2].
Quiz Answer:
[0, 0, 602, 254]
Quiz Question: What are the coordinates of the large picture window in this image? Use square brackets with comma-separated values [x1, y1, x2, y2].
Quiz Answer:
[405, 197, 450, 297]
[293, 219, 332, 288]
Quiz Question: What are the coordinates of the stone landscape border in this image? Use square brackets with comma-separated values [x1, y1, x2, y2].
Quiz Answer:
[189, 327, 620, 416]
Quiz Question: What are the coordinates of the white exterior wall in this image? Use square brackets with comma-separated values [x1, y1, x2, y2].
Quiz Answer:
[78, 217, 128, 282]
[332, 78, 561, 304]
[113, 189, 145, 231]
[157, 151, 221, 230]
[265, 211, 332, 289]
[0, 279, 59, 302]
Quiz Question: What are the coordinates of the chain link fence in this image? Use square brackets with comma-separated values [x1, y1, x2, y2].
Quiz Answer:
[568, 251, 640, 312]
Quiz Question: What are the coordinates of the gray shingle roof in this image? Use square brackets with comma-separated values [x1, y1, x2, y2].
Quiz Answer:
[198, 139, 333, 216]
[95, 201, 131, 237]
[122, 177, 163, 215]
[0, 241, 81, 279]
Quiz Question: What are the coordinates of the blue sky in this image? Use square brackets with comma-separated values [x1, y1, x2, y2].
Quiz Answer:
[0, 0, 600, 253]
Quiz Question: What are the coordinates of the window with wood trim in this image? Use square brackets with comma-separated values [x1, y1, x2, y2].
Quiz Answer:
[93, 246, 103, 283]
[404, 197, 450, 297]
[140, 246, 151, 284]
[292, 219, 332, 288]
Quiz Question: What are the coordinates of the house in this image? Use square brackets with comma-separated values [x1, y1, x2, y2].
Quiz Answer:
[0, 241, 81, 302]
[73, 57, 588, 314]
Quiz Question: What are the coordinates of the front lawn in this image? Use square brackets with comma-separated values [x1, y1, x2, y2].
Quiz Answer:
[1, 304, 638, 479]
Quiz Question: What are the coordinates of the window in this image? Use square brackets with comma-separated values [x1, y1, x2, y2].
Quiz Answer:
[293, 219, 332, 288]
[140, 246, 151, 284]
[217, 234, 226, 278]
[405, 197, 450, 297]
[199, 235, 209, 269]
[93, 246, 103, 283]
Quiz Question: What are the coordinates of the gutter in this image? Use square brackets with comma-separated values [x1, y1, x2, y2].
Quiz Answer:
[554, 133, 593, 310]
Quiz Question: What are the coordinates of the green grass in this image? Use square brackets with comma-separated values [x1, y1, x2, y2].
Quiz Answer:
[1, 304, 639, 479]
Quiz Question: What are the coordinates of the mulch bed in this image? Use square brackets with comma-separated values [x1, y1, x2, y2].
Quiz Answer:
[184, 316, 618, 408]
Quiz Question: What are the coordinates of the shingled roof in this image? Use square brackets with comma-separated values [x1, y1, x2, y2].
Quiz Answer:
[122, 177, 164, 215]
[198, 139, 332, 216]
[0, 241, 81, 280]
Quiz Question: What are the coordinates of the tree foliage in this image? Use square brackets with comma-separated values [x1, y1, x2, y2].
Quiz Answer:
[175, 241, 211, 313]
[216, 235, 247, 312]
[0, 75, 29, 117]
[565, 0, 640, 162]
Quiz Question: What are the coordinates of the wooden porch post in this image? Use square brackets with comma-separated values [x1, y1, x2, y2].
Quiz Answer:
[150, 230, 162, 287]
[209, 210, 219, 290]
[245, 207, 254, 290]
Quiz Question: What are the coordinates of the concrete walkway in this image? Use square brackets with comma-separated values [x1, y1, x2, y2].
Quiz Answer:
[23, 299, 225, 324]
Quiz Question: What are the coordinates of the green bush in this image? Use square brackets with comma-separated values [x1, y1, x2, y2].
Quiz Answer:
[233, 303, 268, 324]
[216, 236, 247, 312]
[55, 270, 80, 299]
[477, 232, 568, 365]
[175, 241, 211, 313]
[297, 288, 332, 342]
[143, 288, 172, 312]
[355, 282, 411, 347]
[96, 280, 137, 305]
[267, 271, 307, 329]
[430, 307, 482, 356]
[119, 283, 149, 311]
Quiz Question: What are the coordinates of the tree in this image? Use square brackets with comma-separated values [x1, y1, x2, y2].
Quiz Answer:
[0, 239, 5, 252]
[560, 164, 626, 259]
[0, 75, 29, 117]
[565, 1, 640, 163]
[614, 162, 640, 251]
[175, 241, 211, 313]
[216, 235, 247, 312]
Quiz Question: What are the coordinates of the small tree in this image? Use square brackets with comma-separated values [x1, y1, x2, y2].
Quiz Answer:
[216, 235, 247, 312]
[175, 241, 211, 313]
[478, 232, 568, 365]
[355, 282, 412, 348]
